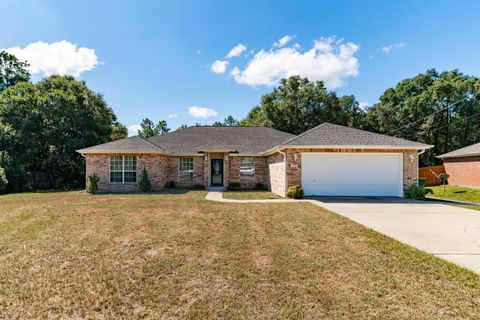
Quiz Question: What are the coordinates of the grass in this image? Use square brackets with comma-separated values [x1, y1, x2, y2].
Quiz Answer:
[427, 185, 480, 204]
[1, 191, 480, 318]
[223, 190, 281, 200]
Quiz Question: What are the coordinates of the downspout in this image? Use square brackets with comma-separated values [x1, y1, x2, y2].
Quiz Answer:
[417, 149, 426, 187]
[278, 148, 287, 196]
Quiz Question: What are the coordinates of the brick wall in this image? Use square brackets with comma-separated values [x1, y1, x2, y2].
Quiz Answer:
[165, 156, 205, 188]
[444, 156, 480, 188]
[228, 156, 268, 189]
[86, 154, 169, 192]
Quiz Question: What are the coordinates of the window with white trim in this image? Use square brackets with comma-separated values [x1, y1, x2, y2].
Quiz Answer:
[110, 155, 137, 183]
[179, 158, 194, 182]
[240, 157, 255, 181]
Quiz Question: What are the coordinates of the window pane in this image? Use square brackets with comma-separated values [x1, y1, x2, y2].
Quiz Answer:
[124, 171, 137, 183]
[179, 158, 194, 182]
[124, 156, 137, 172]
[110, 156, 123, 172]
[240, 158, 255, 177]
[110, 171, 122, 183]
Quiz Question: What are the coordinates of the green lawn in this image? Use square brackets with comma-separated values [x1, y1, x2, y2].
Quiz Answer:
[223, 190, 281, 200]
[427, 185, 480, 204]
[1, 191, 480, 318]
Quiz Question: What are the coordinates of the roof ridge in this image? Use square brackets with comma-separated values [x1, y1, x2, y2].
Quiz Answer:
[279, 122, 330, 145]
[136, 136, 165, 151]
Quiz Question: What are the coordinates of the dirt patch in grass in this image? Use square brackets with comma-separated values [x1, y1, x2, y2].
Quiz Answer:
[0, 191, 480, 319]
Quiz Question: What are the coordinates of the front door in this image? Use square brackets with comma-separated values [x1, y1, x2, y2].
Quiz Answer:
[211, 159, 224, 186]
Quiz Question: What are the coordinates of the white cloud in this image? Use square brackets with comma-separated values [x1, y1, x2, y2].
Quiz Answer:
[358, 102, 369, 110]
[188, 106, 217, 118]
[273, 35, 292, 47]
[210, 60, 228, 74]
[226, 43, 247, 58]
[168, 113, 178, 118]
[128, 124, 142, 136]
[229, 37, 359, 89]
[4, 40, 98, 77]
[381, 42, 406, 54]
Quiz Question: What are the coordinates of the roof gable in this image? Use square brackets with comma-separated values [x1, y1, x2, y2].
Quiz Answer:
[280, 122, 432, 149]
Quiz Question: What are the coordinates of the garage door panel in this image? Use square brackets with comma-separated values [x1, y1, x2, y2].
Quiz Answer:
[301, 153, 402, 197]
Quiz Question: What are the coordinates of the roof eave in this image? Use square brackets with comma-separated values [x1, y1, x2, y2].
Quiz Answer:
[437, 153, 480, 159]
[261, 144, 433, 156]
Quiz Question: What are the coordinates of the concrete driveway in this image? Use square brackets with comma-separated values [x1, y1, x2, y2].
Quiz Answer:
[313, 197, 480, 274]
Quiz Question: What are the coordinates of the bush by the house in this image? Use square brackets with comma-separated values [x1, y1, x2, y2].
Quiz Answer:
[0, 166, 7, 193]
[165, 180, 175, 188]
[254, 182, 268, 190]
[139, 167, 152, 192]
[405, 185, 433, 200]
[227, 182, 241, 190]
[86, 173, 100, 194]
[287, 185, 304, 199]
[193, 183, 204, 190]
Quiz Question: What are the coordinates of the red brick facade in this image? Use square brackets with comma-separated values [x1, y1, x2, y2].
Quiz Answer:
[443, 156, 480, 188]
[85, 148, 419, 196]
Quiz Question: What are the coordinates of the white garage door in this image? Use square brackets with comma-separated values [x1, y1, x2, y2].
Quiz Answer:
[301, 153, 403, 197]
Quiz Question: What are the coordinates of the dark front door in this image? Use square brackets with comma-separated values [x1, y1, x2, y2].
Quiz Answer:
[211, 159, 224, 186]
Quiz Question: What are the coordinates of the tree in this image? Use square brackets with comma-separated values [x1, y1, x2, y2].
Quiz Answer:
[0, 75, 118, 191]
[110, 122, 128, 140]
[0, 51, 30, 91]
[139, 167, 152, 192]
[179, 124, 188, 129]
[239, 76, 365, 134]
[223, 116, 238, 126]
[137, 118, 170, 137]
[365, 69, 480, 165]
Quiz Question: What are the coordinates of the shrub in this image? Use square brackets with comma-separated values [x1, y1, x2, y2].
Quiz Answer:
[165, 180, 176, 188]
[405, 185, 433, 200]
[86, 173, 100, 194]
[139, 167, 152, 192]
[193, 183, 204, 190]
[227, 182, 241, 190]
[254, 182, 268, 190]
[287, 185, 304, 199]
[0, 166, 7, 193]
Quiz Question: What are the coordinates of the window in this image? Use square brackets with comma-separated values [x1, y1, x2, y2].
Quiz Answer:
[240, 157, 255, 181]
[110, 155, 137, 183]
[179, 158, 194, 182]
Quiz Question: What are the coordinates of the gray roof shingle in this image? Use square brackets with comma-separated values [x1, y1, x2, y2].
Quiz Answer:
[77, 136, 164, 154]
[77, 123, 431, 155]
[279, 122, 432, 149]
[147, 126, 294, 155]
[437, 142, 480, 159]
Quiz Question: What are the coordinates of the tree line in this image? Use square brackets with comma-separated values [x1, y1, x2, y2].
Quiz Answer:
[1, 50, 479, 193]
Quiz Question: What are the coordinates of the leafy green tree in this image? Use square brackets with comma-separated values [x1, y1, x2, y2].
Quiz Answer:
[365, 69, 480, 165]
[179, 124, 188, 129]
[110, 122, 128, 140]
[239, 76, 365, 134]
[137, 118, 170, 137]
[0, 75, 118, 191]
[0, 165, 7, 193]
[0, 51, 30, 91]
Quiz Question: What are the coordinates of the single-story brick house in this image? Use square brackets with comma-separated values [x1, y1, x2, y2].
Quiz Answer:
[77, 123, 432, 197]
[438, 142, 480, 188]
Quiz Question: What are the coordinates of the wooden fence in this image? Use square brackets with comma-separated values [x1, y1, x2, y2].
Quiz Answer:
[418, 165, 446, 186]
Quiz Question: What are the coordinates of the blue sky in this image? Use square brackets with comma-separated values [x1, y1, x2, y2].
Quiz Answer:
[2, 0, 480, 135]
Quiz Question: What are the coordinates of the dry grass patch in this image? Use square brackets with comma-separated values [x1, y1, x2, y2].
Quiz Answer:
[0, 191, 480, 319]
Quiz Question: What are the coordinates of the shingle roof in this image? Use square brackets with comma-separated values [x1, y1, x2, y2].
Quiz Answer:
[77, 136, 164, 154]
[279, 122, 432, 149]
[437, 142, 480, 159]
[77, 123, 431, 155]
[147, 126, 294, 155]
[77, 126, 294, 155]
